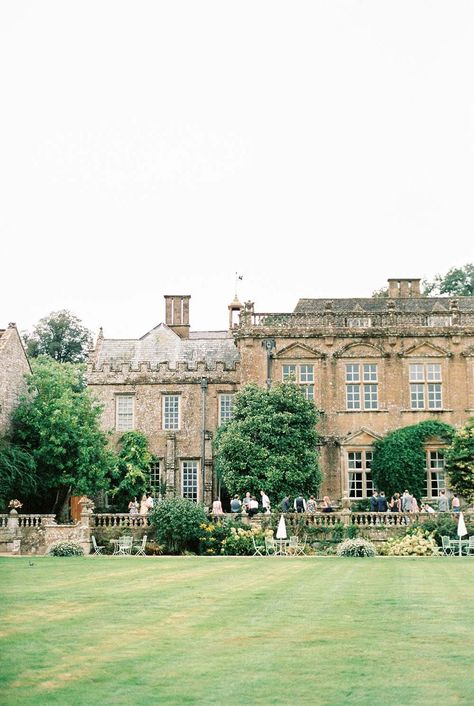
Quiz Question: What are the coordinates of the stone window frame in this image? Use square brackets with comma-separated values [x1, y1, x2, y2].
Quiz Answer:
[346, 449, 374, 499]
[425, 448, 447, 499]
[218, 393, 235, 426]
[344, 363, 379, 411]
[115, 394, 135, 431]
[282, 363, 315, 401]
[409, 363, 442, 410]
[181, 459, 199, 502]
[162, 393, 181, 431]
[149, 460, 162, 490]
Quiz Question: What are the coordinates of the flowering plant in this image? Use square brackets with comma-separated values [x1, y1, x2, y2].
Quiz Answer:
[8, 499, 23, 510]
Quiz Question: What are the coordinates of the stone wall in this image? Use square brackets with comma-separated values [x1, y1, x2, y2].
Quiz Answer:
[0, 324, 31, 435]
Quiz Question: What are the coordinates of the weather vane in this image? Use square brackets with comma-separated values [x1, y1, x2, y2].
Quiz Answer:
[234, 272, 243, 299]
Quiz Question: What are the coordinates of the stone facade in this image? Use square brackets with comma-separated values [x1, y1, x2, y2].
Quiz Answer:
[87, 281, 474, 506]
[0, 323, 31, 435]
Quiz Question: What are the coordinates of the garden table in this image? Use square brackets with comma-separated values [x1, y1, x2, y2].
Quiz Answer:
[275, 539, 289, 556]
[450, 539, 469, 555]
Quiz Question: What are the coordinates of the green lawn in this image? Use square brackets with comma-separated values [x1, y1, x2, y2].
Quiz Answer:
[1, 556, 474, 706]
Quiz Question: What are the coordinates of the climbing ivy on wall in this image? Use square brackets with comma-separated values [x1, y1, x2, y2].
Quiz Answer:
[444, 417, 474, 503]
[371, 420, 455, 501]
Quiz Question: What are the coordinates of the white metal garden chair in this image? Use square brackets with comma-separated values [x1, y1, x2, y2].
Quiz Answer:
[295, 535, 308, 556]
[117, 536, 133, 555]
[441, 536, 453, 556]
[265, 536, 277, 555]
[91, 535, 105, 555]
[133, 535, 147, 556]
[252, 535, 264, 556]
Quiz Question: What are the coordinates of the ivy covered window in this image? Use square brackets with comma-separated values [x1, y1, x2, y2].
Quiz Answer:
[425, 450, 446, 498]
[347, 450, 374, 498]
[282, 364, 314, 401]
[409, 364, 442, 410]
[345, 364, 378, 410]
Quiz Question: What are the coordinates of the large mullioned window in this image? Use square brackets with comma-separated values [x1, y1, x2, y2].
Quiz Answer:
[345, 364, 378, 410]
[409, 364, 442, 410]
[282, 364, 314, 400]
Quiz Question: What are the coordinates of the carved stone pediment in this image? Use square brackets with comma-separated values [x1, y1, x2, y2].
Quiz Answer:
[275, 342, 325, 360]
[341, 428, 382, 446]
[399, 341, 451, 358]
[334, 341, 387, 359]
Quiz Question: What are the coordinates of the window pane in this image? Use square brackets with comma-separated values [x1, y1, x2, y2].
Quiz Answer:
[282, 365, 296, 381]
[302, 385, 314, 401]
[348, 452, 362, 469]
[149, 462, 161, 487]
[427, 364, 441, 381]
[116, 396, 134, 431]
[364, 384, 378, 410]
[349, 472, 363, 498]
[346, 384, 361, 409]
[300, 365, 314, 383]
[182, 460, 198, 502]
[409, 364, 424, 382]
[219, 394, 234, 424]
[163, 395, 180, 430]
[363, 364, 377, 382]
[345, 364, 360, 382]
[410, 384, 425, 409]
[427, 384, 442, 409]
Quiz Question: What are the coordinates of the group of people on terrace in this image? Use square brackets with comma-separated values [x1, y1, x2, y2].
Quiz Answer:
[369, 489, 460, 514]
[211, 491, 333, 520]
[128, 493, 154, 515]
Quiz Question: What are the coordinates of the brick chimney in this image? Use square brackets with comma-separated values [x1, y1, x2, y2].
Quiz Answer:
[164, 295, 190, 338]
[387, 279, 421, 298]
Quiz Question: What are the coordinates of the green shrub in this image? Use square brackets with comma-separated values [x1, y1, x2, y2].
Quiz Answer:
[48, 540, 84, 556]
[336, 538, 376, 557]
[149, 497, 207, 554]
[345, 524, 359, 539]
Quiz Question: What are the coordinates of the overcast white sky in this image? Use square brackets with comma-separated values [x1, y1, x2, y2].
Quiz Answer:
[1, 2, 473, 339]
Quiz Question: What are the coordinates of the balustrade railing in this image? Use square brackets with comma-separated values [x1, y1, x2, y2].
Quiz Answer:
[243, 310, 474, 330]
[92, 513, 150, 528]
[18, 514, 56, 527]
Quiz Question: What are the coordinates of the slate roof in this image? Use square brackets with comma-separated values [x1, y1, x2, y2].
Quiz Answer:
[293, 296, 474, 314]
[95, 323, 239, 368]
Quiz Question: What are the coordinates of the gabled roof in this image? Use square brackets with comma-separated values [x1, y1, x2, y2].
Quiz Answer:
[94, 323, 239, 368]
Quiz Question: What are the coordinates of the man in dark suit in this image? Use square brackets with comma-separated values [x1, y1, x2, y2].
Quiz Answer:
[370, 491, 379, 512]
[377, 492, 388, 512]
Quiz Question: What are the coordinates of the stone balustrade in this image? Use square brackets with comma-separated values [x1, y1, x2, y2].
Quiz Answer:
[92, 513, 150, 529]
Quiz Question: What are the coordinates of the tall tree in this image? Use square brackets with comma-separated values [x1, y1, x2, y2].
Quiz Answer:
[110, 431, 155, 510]
[11, 357, 116, 515]
[0, 439, 36, 510]
[444, 417, 474, 503]
[422, 264, 474, 296]
[213, 383, 321, 502]
[23, 310, 93, 363]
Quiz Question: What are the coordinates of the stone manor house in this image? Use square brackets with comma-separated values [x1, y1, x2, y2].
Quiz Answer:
[87, 279, 474, 508]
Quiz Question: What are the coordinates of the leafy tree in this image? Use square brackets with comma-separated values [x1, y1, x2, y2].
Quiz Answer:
[423, 264, 474, 296]
[110, 431, 155, 509]
[23, 310, 93, 363]
[213, 383, 321, 502]
[371, 420, 454, 500]
[149, 496, 207, 553]
[371, 286, 389, 298]
[0, 439, 36, 510]
[11, 357, 116, 515]
[444, 417, 474, 503]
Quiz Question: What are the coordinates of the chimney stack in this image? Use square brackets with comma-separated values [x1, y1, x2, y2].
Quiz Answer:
[387, 279, 421, 298]
[164, 295, 191, 338]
